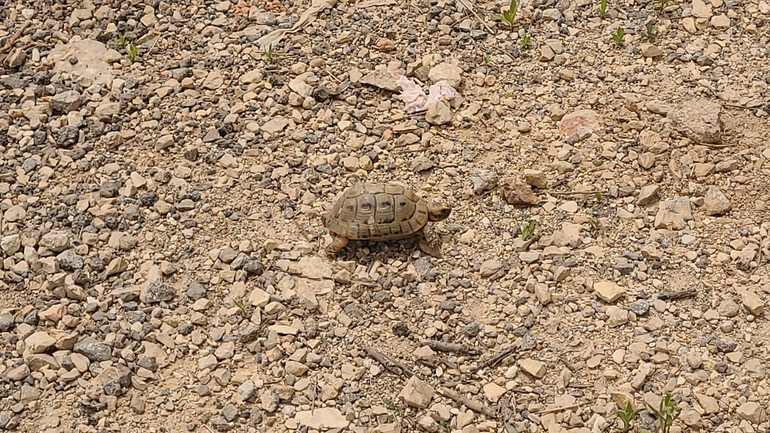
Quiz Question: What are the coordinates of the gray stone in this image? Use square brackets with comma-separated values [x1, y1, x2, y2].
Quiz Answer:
[186, 282, 206, 300]
[57, 249, 84, 271]
[0, 312, 14, 332]
[74, 336, 112, 361]
[237, 380, 256, 401]
[143, 280, 176, 303]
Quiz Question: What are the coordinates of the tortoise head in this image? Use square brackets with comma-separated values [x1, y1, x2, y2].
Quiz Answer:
[427, 201, 452, 222]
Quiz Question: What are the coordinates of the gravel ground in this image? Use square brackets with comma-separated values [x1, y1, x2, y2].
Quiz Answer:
[2, 0, 770, 432]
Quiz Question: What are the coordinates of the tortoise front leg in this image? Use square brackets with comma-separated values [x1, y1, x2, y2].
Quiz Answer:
[418, 226, 443, 258]
[326, 235, 349, 254]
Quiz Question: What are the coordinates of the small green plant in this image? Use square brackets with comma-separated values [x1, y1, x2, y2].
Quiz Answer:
[384, 399, 405, 421]
[655, 0, 671, 13]
[233, 299, 253, 315]
[645, 393, 682, 433]
[520, 34, 532, 50]
[265, 44, 277, 63]
[614, 402, 643, 433]
[642, 23, 659, 40]
[439, 421, 452, 433]
[589, 218, 606, 236]
[595, 192, 605, 203]
[599, 0, 608, 17]
[118, 33, 138, 62]
[482, 54, 491, 65]
[521, 220, 538, 241]
[500, 0, 518, 29]
[126, 42, 138, 62]
[611, 27, 626, 46]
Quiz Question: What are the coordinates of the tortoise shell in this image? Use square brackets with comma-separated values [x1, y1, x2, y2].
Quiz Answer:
[325, 182, 430, 241]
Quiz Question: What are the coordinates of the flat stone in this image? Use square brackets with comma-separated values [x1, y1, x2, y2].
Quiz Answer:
[25, 331, 56, 354]
[640, 43, 664, 57]
[739, 289, 764, 316]
[519, 358, 546, 378]
[654, 197, 693, 230]
[483, 382, 507, 402]
[559, 109, 602, 136]
[523, 169, 548, 188]
[479, 260, 503, 277]
[704, 186, 731, 216]
[428, 62, 462, 88]
[74, 337, 111, 362]
[667, 99, 722, 144]
[294, 407, 349, 429]
[594, 281, 624, 303]
[637, 185, 660, 206]
[50, 90, 82, 113]
[737, 402, 767, 424]
[399, 376, 435, 409]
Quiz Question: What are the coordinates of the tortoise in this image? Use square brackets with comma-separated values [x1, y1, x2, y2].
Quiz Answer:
[324, 182, 452, 256]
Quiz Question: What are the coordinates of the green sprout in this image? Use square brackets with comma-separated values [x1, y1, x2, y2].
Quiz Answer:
[265, 44, 277, 63]
[482, 54, 491, 65]
[500, 0, 518, 29]
[613, 402, 643, 433]
[595, 192, 605, 203]
[611, 27, 626, 46]
[656, 0, 671, 13]
[599, 0, 608, 17]
[645, 393, 682, 433]
[643, 23, 659, 40]
[233, 299, 253, 315]
[521, 220, 538, 241]
[384, 399, 405, 422]
[118, 33, 138, 62]
[439, 421, 452, 433]
[126, 42, 138, 62]
[520, 34, 532, 50]
[589, 218, 605, 236]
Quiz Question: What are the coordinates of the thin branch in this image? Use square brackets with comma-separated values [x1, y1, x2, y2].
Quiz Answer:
[440, 387, 497, 418]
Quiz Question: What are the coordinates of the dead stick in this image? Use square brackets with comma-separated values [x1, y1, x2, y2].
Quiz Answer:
[329, 276, 379, 288]
[546, 190, 609, 196]
[362, 345, 415, 378]
[657, 289, 697, 301]
[421, 340, 477, 355]
[535, 404, 581, 415]
[473, 344, 518, 372]
[440, 387, 496, 418]
[0, 20, 32, 55]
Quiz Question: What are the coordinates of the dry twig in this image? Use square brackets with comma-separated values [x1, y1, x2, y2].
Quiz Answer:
[362, 345, 415, 377]
[420, 339, 477, 355]
[0, 20, 32, 55]
[440, 387, 496, 418]
[657, 289, 697, 301]
[473, 344, 518, 372]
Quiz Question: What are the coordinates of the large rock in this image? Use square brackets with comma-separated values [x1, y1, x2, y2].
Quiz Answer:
[399, 376, 435, 409]
[668, 99, 722, 144]
[654, 197, 693, 230]
[48, 39, 114, 87]
[74, 337, 111, 362]
[703, 186, 731, 216]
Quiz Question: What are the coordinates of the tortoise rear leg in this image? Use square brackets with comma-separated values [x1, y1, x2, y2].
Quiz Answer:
[418, 226, 443, 258]
[326, 235, 349, 255]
